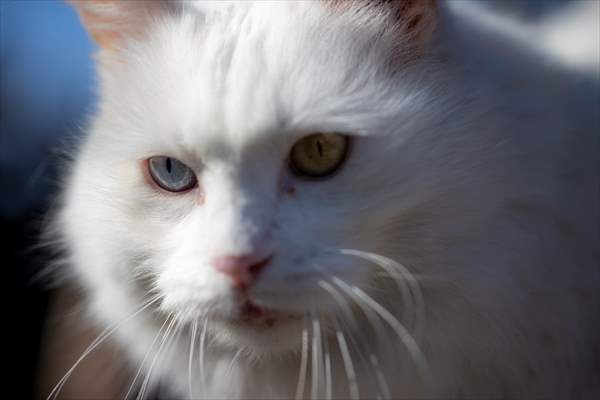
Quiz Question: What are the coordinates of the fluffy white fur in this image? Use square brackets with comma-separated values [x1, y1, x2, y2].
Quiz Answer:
[55, 1, 599, 398]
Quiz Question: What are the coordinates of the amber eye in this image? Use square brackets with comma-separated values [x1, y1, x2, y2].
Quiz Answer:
[147, 156, 197, 192]
[289, 133, 350, 178]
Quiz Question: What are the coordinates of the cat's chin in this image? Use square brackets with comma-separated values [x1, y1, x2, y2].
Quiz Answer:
[211, 301, 306, 355]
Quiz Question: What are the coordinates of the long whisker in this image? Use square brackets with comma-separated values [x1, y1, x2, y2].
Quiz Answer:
[323, 275, 390, 348]
[346, 284, 433, 391]
[295, 325, 309, 400]
[369, 353, 391, 400]
[323, 327, 332, 400]
[311, 317, 324, 400]
[188, 319, 198, 399]
[137, 314, 177, 400]
[317, 273, 375, 369]
[47, 296, 160, 400]
[315, 281, 361, 399]
[338, 248, 425, 341]
[198, 319, 208, 398]
[320, 278, 390, 399]
[317, 280, 360, 332]
[374, 270, 436, 282]
[124, 315, 170, 400]
[337, 249, 414, 332]
[226, 347, 244, 380]
[334, 323, 360, 400]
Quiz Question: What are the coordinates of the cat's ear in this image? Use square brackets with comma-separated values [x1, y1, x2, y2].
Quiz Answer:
[381, 0, 438, 45]
[69, 0, 168, 51]
[331, 0, 438, 51]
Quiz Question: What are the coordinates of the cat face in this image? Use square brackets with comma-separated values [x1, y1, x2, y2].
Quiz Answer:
[66, 0, 442, 355]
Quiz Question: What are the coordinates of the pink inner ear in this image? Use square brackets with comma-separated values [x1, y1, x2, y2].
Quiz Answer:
[326, 0, 437, 45]
[384, 0, 437, 37]
[70, 0, 163, 51]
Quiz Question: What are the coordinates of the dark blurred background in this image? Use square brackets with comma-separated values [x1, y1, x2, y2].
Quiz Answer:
[2, 1, 94, 398]
[0, 0, 585, 398]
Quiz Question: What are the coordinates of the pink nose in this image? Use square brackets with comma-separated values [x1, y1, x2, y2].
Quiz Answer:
[212, 253, 273, 290]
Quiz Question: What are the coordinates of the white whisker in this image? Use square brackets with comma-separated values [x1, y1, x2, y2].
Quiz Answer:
[311, 318, 324, 400]
[317, 279, 360, 332]
[328, 275, 395, 396]
[369, 353, 391, 400]
[295, 326, 309, 400]
[348, 284, 433, 391]
[323, 275, 393, 398]
[335, 327, 359, 400]
[318, 278, 374, 375]
[137, 314, 177, 400]
[338, 248, 425, 342]
[323, 329, 333, 400]
[198, 319, 208, 398]
[320, 278, 381, 397]
[47, 296, 160, 400]
[188, 319, 198, 399]
[124, 315, 170, 400]
[226, 348, 244, 380]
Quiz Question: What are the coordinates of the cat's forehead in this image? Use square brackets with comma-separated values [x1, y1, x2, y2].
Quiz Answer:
[106, 1, 397, 157]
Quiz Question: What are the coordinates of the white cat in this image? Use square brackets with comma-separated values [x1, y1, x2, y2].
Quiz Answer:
[50, 0, 599, 399]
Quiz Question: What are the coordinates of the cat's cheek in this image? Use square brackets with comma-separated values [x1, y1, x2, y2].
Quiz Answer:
[155, 260, 225, 316]
[278, 167, 296, 197]
[284, 185, 296, 196]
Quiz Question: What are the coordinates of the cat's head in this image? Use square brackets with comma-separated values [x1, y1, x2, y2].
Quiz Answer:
[64, 0, 457, 356]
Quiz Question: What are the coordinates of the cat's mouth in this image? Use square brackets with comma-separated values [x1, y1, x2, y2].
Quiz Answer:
[234, 300, 302, 328]
[205, 299, 306, 353]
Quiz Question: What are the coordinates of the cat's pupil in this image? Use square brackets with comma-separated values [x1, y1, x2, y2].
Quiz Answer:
[166, 157, 172, 174]
[316, 140, 323, 157]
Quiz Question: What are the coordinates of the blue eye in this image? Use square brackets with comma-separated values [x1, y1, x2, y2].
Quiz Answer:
[147, 156, 197, 192]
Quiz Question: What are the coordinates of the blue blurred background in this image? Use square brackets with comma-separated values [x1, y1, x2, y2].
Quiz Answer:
[1, 0, 94, 217]
[0, 0, 583, 398]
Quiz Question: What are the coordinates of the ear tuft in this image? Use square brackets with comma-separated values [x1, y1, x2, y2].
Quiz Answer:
[69, 0, 167, 50]
[329, 0, 437, 50]
[381, 0, 437, 44]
